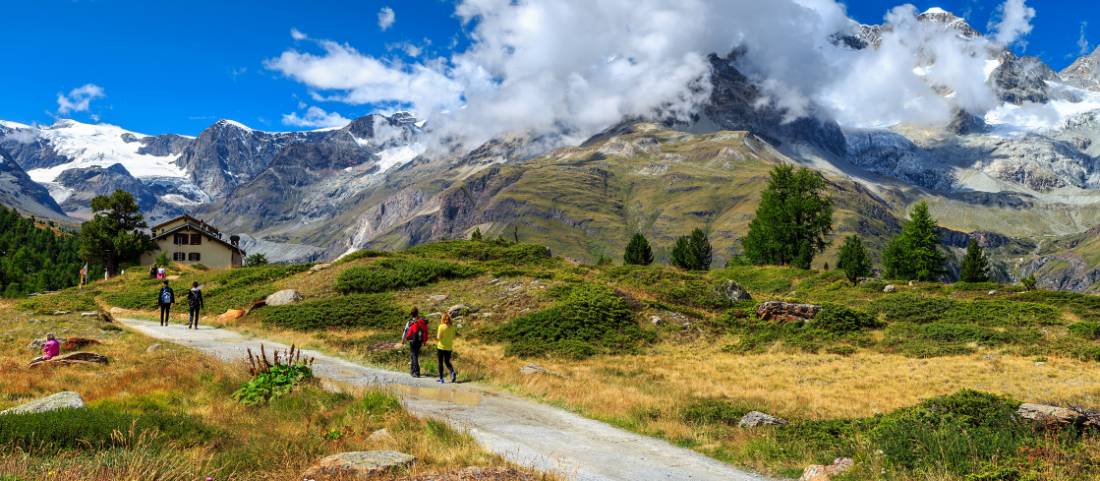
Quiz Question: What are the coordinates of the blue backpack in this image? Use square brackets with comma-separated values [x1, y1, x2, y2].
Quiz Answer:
[160, 288, 172, 305]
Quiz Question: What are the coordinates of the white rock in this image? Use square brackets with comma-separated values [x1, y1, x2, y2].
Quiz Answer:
[1, 391, 85, 415]
[429, 294, 448, 303]
[265, 289, 303, 307]
[883, 284, 897, 293]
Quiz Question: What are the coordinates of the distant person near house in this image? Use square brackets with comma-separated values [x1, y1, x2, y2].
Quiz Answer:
[403, 308, 429, 378]
[42, 333, 60, 360]
[436, 308, 458, 383]
[187, 281, 204, 329]
[157, 280, 175, 327]
[156, 266, 166, 280]
[149, 265, 157, 279]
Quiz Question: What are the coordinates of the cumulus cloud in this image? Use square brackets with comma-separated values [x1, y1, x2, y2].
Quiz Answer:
[281, 105, 352, 128]
[267, 0, 1037, 149]
[378, 7, 395, 31]
[56, 83, 105, 115]
[989, 0, 1036, 47]
[290, 28, 307, 41]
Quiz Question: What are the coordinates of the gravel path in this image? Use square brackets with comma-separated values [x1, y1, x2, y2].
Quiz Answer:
[119, 318, 772, 481]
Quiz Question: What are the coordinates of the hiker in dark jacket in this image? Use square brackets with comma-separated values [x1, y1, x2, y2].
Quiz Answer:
[404, 308, 429, 377]
[157, 280, 175, 327]
[187, 282, 204, 329]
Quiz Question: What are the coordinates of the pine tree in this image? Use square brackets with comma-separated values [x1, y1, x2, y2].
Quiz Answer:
[671, 228, 712, 271]
[80, 190, 155, 276]
[742, 165, 833, 269]
[959, 238, 990, 283]
[470, 227, 483, 241]
[882, 201, 946, 281]
[836, 235, 872, 285]
[623, 233, 654, 266]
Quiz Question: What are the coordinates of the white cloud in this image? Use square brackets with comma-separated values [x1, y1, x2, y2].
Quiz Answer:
[291, 28, 308, 41]
[378, 7, 396, 31]
[281, 105, 352, 128]
[267, 0, 1037, 149]
[1078, 22, 1091, 56]
[56, 83, 105, 115]
[989, 0, 1036, 47]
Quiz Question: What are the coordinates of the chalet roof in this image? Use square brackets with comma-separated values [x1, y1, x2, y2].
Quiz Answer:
[151, 219, 246, 255]
[151, 215, 221, 235]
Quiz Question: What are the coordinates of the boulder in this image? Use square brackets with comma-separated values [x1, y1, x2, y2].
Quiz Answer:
[1, 391, 85, 415]
[302, 451, 415, 480]
[265, 289, 303, 307]
[738, 411, 789, 428]
[1017, 403, 1086, 426]
[30, 351, 109, 367]
[883, 284, 897, 293]
[447, 304, 469, 317]
[146, 343, 162, 353]
[718, 280, 753, 302]
[756, 301, 821, 322]
[429, 294, 449, 303]
[52, 310, 70, 316]
[218, 309, 246, 322]
[800, 457, 854, 481]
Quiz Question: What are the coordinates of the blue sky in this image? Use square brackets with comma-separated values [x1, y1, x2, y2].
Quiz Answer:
[0, 0, 1096, 135]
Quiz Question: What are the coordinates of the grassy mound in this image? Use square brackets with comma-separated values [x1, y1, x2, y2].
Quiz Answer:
[0, 406, 216, 451]
[18, 288, 99, 314]
[259, 293, 405, 330]
[101, 264, 310, 313]
[487, 283, 654, 359]
[335, 258, 481, 294]
[404, 240, 552, 264]
[725, 303, 880, 354]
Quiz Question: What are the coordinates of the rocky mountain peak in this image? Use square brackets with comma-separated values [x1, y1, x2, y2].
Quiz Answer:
[916, 7, 981, 38]
[1061, 46, 1100, 92]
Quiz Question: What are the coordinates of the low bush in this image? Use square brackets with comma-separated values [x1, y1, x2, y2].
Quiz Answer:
[724, 304, 877, 354]
[404, 240, 552, 264]
[19, 288, 98, 314]
[870, 295, 1059, 326]
[260, 294, 405, 331]
[335, 258, 481, 294]
[882, 322, 1037, 358]
[1008, 290, 1100, 319]
[869, 294, 955, 323]
[812, 304, 882, 334]
[335, 249, 392, 264]
[0, 406, 215, 451]
[1068, 321, 1100, 340]
[680, 398, 759, 427]
[487, 283, 653, 359]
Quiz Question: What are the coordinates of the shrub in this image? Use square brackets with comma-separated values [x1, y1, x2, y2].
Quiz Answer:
[869, 294, 954, 323]
[0, 406, 215, 451]
[680, 398, 758, 426]
[335, 249, 392, 264]
[260, 294, 405, 330]
[488, 283, 652, 359]
[335, 258, 481, 294]
[812, 304, 882, 334]
[870, 295, 1058, 327]
[404, 240, 551, 264]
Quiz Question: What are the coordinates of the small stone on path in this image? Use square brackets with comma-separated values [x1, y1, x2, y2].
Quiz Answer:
[1, 391, 85, 415]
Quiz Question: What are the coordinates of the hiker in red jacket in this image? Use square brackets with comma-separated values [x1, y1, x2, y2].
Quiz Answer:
[403, 308, 429, 378]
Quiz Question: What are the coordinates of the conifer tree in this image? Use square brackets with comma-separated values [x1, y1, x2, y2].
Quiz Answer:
[882, 201, 946, 281]
[79, 190, 154, 276]
[959, 238, 990, 283]
[836, 235, 872, 285]
[742, 165, 833, 269]
[671, 228, 712, 271]
[623, 233, 654, 266]
[470, 227, 483, 241]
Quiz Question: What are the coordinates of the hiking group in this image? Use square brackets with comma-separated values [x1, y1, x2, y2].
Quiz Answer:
[157, 280, 204, 329]
[402, 307, 458, 383]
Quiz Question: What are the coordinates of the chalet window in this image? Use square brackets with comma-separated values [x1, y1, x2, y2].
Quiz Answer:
[172, 252, 186, 261]
[190, 234, 202, 245]
[188, 252, 201, 262]
[174, 234, 189, 245]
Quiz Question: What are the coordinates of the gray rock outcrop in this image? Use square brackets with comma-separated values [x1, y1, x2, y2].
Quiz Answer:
[301, 451, 415, 480]
[265, 289, 303, 307]
[1, 391, 85, 415]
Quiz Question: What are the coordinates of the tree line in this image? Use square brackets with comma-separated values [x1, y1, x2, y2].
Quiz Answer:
[0, 207, 87, 297]
[615, 164, 995, 285]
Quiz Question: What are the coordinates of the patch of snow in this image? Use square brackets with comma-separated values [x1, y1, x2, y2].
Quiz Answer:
[41, 182, 74, 204]
[984, 83, 1100, 135]
[24, 120, 188, 182]
[352, 135, 371, 147]
[217, 119, 254, 131]
[923, 7, 949, 15]
[0, 120, 32, 130]
[375, 143, 425, 173]
[984, 58, 1003, 81]
[159, 194, 203, 206]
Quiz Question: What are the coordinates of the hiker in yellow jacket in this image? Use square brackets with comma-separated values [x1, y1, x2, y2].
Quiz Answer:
[436, 307, 458, 383]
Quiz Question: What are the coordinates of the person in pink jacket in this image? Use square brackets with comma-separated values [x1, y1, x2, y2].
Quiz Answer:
[42, 333, 60, 360]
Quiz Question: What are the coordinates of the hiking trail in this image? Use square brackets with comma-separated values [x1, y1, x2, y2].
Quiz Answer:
[119, 318, 772, 481]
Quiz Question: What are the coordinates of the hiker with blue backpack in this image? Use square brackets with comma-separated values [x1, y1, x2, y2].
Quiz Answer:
[158, 280, 175, 327]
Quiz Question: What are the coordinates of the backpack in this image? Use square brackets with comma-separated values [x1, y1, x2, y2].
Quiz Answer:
[160, 288, 172, 305]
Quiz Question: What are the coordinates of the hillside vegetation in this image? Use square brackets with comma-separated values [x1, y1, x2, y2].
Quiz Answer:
[65, 238, 1100, 481]
[0, 206, 87, 297]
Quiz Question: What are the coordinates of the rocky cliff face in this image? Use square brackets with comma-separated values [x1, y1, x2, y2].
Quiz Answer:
[0, 149, 66, 218]
[1061, 46, 1100, 92]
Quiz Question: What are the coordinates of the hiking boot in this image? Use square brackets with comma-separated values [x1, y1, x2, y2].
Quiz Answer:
[437, 378, 445, 383]
[451, 372, 457, 383]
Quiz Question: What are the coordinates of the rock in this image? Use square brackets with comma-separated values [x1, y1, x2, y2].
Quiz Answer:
[650, 315, 663, 325]
[301, 451, 415, 480]
[1017, 403, 1086, 426]
[52, 310, 70, 316]
[488, 278, 500, 285]
[755, 301, 821, 322]
[60, 337, 99, 350]
[447, 304, 469, 317]
[908, 280, 915, 287]
[265, 289, 303, 307]
[519, 364, 554, 376]
[146, 343, 162, 353]
[26, 339, 46, 351]
[718, 280, 753, 302]
[368, 428, 394, 444]
[310, 262, 332, 272]
[738, 411, 789, 428]
[800, 457, 854, 481]
[30, 351, 109, 367]
[883, 284, 897, 293]
[218, 309, 246, 322]
[429, 294, 448, 303]
[1, 391, 85, 415]
[79, 311, 97, 317]
[988, 290, 997, 296]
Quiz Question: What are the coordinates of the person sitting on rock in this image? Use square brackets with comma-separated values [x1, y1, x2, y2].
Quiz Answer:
[42, 333, 60, 360]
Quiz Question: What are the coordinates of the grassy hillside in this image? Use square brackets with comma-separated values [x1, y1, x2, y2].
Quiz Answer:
[74, 239, 1100, 481]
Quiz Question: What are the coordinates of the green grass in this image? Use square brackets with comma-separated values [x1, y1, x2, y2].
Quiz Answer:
[18, 288, 99, 314]
[100, 264, 310, 313]
[724, 303, 879, 354]
[258, 293, 405, 330]
[335, 257, 482, 294]
[0, 406, 217, 451]
[404, 240, 553, 265]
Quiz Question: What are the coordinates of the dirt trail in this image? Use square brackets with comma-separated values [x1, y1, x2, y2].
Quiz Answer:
[119, 318, 772, 481]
